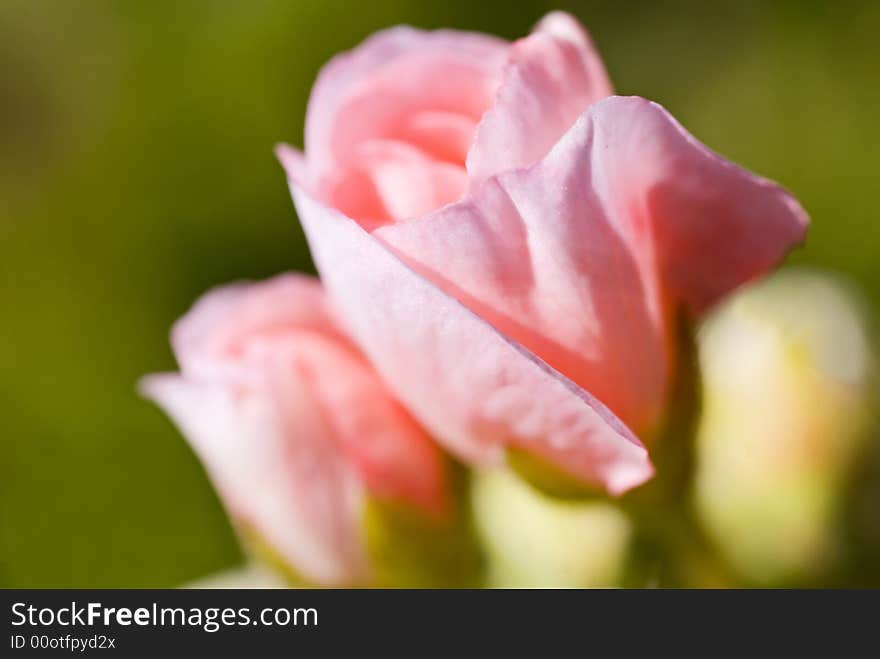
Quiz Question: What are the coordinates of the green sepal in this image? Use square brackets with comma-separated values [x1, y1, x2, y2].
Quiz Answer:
[506, 447, 606, 500]
[363, 460, 485, 588]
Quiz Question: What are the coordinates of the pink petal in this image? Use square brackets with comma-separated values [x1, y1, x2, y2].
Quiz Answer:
[586, 97, 810, 314]
[278, 146, 653, 496]
[140, 372, 368, 585]
[305, 26, 507, 190]
[143, 274, 450, 584]
[281, 329, 449, 518]
[466, 11, 612, 186]
[170, 274, 343, 378]
[325, 139, 468, 226]
[396, 110, 477, 165]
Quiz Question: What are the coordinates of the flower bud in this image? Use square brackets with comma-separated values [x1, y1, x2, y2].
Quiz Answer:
[695, 268, 875, 585]
[472, 468, 631, 587]
[141, 274, 472, 586]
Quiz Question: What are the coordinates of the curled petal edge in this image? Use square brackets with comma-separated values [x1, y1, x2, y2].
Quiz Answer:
[276, 144, 654, 496]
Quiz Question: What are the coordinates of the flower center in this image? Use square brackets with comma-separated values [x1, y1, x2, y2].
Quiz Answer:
[318, 52, 502, 229]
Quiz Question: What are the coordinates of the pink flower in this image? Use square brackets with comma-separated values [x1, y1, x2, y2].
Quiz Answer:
[277, 11, 809, 495]
[140, 274, 448, 585]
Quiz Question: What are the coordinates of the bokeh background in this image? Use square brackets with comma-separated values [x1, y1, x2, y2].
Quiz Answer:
[2, 0, 879, 587]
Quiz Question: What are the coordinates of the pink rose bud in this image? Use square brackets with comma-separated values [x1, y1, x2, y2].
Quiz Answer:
[277, 11, 808, 495]
[140, 274, 450, 586]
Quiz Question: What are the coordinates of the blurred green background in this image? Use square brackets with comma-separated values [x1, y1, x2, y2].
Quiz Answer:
[1, 0, 878, 587]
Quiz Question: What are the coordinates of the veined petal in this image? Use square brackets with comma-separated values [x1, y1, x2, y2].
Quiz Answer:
[466, 11, 612, 185]
[278, 145, 654, 496]
[583, 97, 809, 314]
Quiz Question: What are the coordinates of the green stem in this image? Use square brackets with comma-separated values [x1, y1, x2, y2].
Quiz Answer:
[618, 312, 733, 588]
[619, 490, 732, 588]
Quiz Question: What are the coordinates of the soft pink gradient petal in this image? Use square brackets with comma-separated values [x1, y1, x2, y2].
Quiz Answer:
[586, 97, 810, 314]
[466, 11, 613, 186]
[305, 25, 507, 191]
[142, 274, 449, 584]
[395, 110, 477, 165]
[284, 329, 449, 517]
[326, 139, 468, 226]
[170, 274, 344, 380]
[141, 371, 368, 585]
[278, 145, 654, 496]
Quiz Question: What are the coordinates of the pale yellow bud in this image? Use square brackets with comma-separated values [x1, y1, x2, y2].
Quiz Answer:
[695, 268, 875, 585]
[473, 468, 631, 588]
